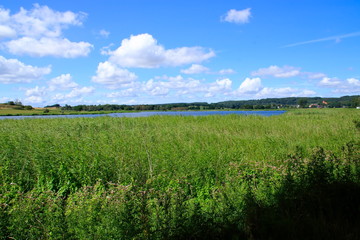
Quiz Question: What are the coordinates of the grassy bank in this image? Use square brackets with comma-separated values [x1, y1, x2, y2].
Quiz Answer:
[0, 109, 359, 239]
[0, 107, 135, 116]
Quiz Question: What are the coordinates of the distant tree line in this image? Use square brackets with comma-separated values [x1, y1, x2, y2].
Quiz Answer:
[2, 100, 33, 110]
[56, 95, 360, 112]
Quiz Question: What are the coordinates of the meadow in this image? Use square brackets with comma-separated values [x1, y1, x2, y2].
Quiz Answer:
[0, 107, 131, 116]
[0, 109, 360, 239]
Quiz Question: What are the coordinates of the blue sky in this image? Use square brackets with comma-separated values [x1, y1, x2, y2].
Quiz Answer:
[0, 0, 359, 106]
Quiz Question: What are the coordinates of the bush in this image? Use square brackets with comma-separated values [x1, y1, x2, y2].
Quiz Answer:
[7, 191, 68, 240]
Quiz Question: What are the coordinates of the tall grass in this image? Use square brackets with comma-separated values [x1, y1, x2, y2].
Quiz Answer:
[0, 108, 359, 239]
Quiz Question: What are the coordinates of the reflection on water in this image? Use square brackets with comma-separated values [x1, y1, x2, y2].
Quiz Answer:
[0, 110, 286, 120]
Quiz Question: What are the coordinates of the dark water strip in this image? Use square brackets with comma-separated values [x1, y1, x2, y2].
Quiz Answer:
[0, 110, 286, 120]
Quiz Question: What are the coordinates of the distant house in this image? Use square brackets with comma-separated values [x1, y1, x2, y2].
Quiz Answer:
[357, 107, 360, 109]
[309, 102, 329, 108]
[309, 104, 319, 108]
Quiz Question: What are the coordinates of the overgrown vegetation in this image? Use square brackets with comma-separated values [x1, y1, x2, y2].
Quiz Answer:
[1, 95, 359, 116]
[0, 109, 359, 239]
[60, 95, 360, 111]
[0, 105, 132, 116]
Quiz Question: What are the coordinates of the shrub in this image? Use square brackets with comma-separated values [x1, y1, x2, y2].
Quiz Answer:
[7, 191, 68, 240]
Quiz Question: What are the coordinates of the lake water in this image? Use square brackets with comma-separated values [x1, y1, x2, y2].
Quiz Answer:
[0, 110, 286, 120]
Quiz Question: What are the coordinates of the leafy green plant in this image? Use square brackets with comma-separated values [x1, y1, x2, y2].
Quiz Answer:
[0, 109, 359, 238]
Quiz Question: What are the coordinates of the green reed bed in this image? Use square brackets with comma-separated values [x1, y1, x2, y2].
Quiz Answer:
[0, 109, 360, 239]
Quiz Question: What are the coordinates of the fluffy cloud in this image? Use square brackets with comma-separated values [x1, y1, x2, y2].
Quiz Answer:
[150, 75, 202, 92]
[142, 75, 232, 98]
[25, 86, 47, 97]
[256, 87, 298, 98]
[251, 65, 328, 80]
[214, 78, 232, 89]
[205, 78, 232, 97]
[299, 89, 317, 96]
[107, 88, 138, 98]
[65, 86, 95, 98]
[99, 29, 110, 38]
[106, 33, 215, 68]
[49, 86, 95, 101]
[6, 37, 92, 58]
[233, 77, 316, 98]
[4, 4, 85, 38]
[92, 61, 138, 89]
[0, 25, 16, 38]
[102, 73, 320, 102]
[347, 78, 360, 86]
[236, 77, 263, 94]
[256, 87, 316, 98]
[25, 95, 43, 104]
[218, 69, 236, 75]
[305, 72, 327, 79]
[48, 74, 78, 91]
[0, 4, 92, 58]
[22, 73, 95, 105]
[143, 79, 170, 96]
[251, 65, 301, 78]
[181, 64, 210, 74]
[223, 8, 251, 24]
[330, 77, 360, 93]
[181, 65, 235, 75]
[0, 97, 10, 102]
[318, 77, 341, 87]
[0, 55, 51, 84]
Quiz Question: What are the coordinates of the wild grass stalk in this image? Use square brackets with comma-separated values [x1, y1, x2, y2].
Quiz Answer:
[0, 108, 359, 239]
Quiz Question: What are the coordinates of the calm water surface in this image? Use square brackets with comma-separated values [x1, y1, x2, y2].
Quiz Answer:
[0, 110, 286, 120]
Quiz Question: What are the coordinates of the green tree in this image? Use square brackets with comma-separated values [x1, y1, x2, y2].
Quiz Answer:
[298, 98, 308, 108]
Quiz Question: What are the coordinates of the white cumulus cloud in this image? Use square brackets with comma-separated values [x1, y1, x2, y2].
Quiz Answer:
[318, 77, 341, 87]
[144, 79, 170, 96]
[92, 61, 138, 89]
[256, 87, 297, 98]
[233, 77, 316, 98]
[252, 65, 301, 78]
[48, 74, 78, 91]
[218, 68, 236, 75]
[107, 88, 138, 98]
[236, 77, 263, 94]
[205, 78, 232, 97]
[150, 75, 202, 91]
[25, 95, 43, 104]
[305, 72, 327, 79]
[5, 37, 92, 58]
[8, 4, 85, 38]
[22, 73, 94, 105]
[99, 29, 110, 38]
[347, 78, 360, 86]
[107, 33, 215, 68]
[223, 8, 251, 24]
[0, 4, 92, 58]
[65, 86, 95, 98]
[25, 86, 47, 97]
[0, 25, 16, 38]
[181, 65, 235, 75]
[181, 64, 210, 74]
[0, 55, 51, 84]
[299, 89, 317, 96]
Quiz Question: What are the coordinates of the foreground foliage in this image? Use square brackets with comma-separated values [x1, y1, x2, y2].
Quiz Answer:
[0, 109, 359, 239]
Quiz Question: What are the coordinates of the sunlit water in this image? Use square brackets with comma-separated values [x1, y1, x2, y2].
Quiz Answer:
[0, 110, 286, 120]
